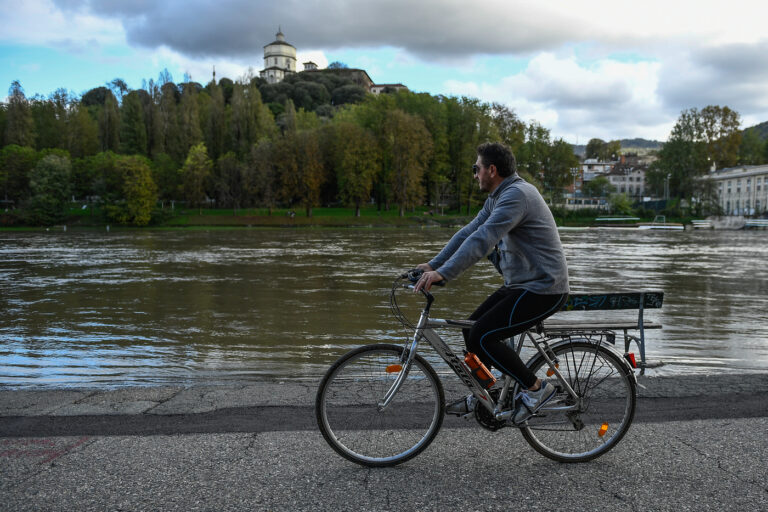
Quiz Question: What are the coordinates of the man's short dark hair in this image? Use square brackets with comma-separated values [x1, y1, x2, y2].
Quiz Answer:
[477, 142, 517, 177]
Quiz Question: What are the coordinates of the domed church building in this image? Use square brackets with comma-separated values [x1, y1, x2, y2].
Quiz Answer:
[259, 28, 297, 84]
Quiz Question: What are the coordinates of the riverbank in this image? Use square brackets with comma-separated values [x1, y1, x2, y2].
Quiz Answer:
[2, 205, 703, 230]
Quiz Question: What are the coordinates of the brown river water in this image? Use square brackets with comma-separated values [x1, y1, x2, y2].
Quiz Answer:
[1, 227, 767, 387]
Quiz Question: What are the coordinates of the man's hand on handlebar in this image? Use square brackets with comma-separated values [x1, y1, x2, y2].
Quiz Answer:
[413, 268, 445, 293]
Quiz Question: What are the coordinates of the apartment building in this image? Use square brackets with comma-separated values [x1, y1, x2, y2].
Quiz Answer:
[709, 164, 768, 215]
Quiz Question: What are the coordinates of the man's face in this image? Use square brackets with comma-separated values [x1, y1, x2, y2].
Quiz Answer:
[474, 156, 494, 193]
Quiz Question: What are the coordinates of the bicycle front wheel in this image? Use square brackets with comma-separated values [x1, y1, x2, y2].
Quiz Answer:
[520, 340, 636, 462]
[315, 343, 445, 467]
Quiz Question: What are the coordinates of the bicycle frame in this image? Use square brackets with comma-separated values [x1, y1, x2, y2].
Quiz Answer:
[380, 287, 583, 422]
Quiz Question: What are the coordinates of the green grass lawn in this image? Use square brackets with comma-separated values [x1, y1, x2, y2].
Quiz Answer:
[3, 203, 696, 230]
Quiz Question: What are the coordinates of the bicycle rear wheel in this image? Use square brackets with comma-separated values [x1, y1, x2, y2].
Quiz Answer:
[315, 343, 445, 467]
[520, 340, 636, 462]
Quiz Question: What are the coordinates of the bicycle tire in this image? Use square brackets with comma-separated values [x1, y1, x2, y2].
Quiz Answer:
[519, 340, 636, 462]
[315, 343, 445, 467]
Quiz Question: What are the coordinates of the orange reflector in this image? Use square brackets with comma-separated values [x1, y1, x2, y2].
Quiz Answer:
[625, 352, 637, 369]
[598, 423, 609, 437]
[546, 363, 559, 377]
[385, 364, 402, 373]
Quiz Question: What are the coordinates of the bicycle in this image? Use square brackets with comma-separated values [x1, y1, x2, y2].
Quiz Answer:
[315, 270, 637, 467]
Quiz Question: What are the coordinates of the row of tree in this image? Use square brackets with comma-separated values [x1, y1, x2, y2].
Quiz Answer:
[1, 73, 581, 225]
[3, 70, 767, 225]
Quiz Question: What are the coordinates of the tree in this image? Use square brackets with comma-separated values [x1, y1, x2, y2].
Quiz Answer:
[26, 154, 72, 225]
[4, 81, 35, 147]
[647, 108, 710, 200]
[334, 123, 380, 216]
[331, 84, 366, 106]
[205, 82, 227, 160]
[156, 82, 182, 161]
[105, 155, 157, 225]
[292, 80, 331, 111]
[443, 96, 485, 212]
[181, 143, 212, 209]
[276, 99, 297, 133]
[87, 151, 121, 206]
[119, 91, 148, 155]
[585, 138, 605, 160]
[517, 122, 551, 187]
[151, 152, 182, 202]
[382, 109, 433, 216]
[544, 139, 580, 203]
[30, 94, 64, 150]
[586, 138, 621, 161]
[739, 129, 765, 165]
[699, 105, 741, 168]
[178, 84, 203, 158]
[66, 104, 99, 158]
[608, 193, 634, 215]
[108, 78, 129, 102]
[276, 128, 325, 217]
[248, 140, 278, 213]
[98, 91, 120, 152]
[582, 176, 614, 197]
[212, 152, 245, 211]
[81, 87, 110, 107]
[491, 103, 525, 155]
[0, 144, 37, 205]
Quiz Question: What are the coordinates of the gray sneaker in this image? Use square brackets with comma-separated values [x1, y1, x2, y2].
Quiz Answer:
[445, 395, 476, 416]
[513, 381, 556, 424]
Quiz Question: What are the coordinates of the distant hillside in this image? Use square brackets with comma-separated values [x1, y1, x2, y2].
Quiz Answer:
[743, 121, 768, 140]
[572, 138, 663, 157]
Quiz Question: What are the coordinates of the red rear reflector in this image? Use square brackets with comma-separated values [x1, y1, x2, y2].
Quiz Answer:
[624, 353, 637, 369]
[385, 364, 402, 373]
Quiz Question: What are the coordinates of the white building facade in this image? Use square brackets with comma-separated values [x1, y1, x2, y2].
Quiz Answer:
[606, 166, 648, 200]
[709, 165, 768, 216]
[260, 29, 297, 84]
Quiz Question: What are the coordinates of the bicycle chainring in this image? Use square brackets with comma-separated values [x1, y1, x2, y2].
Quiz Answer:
[474, 389, 507, 432]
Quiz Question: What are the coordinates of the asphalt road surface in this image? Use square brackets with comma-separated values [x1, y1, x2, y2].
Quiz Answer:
[2, 374, 767, 511]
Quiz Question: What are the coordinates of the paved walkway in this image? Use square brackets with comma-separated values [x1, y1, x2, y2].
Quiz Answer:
[1, 373, 767, 511]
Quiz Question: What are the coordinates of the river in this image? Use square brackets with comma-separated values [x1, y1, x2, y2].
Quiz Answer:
[1, 227, 767, 387]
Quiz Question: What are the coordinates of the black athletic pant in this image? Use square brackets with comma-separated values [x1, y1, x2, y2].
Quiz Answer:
[462, 288, 568, 389]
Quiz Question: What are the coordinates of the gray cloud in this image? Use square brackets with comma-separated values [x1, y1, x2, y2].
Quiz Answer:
[53, 0, 588, 58]
[659, 42, 768, 113]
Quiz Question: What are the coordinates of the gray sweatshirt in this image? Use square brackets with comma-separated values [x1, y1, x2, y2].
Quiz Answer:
[428, 175, 569, 295]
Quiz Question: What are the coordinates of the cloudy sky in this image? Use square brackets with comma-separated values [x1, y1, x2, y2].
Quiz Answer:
[2, 0, 767, 143]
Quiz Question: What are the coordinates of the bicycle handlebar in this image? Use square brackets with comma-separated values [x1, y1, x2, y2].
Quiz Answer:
[400, 268, 446, 287]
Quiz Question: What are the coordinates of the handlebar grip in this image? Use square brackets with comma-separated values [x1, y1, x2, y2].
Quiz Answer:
[403, 269, 445, 286]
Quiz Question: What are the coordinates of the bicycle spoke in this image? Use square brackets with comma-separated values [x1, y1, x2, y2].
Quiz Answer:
[316, 344, 444, 467]
[520, 341, 636, 462]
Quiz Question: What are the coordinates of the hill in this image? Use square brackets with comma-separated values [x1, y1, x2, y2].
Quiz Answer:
[572, 138, 663, 157]
[743, 121, 768, 141]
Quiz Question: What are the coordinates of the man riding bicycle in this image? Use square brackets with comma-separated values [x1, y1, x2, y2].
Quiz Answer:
[414, 142, 569, 423]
